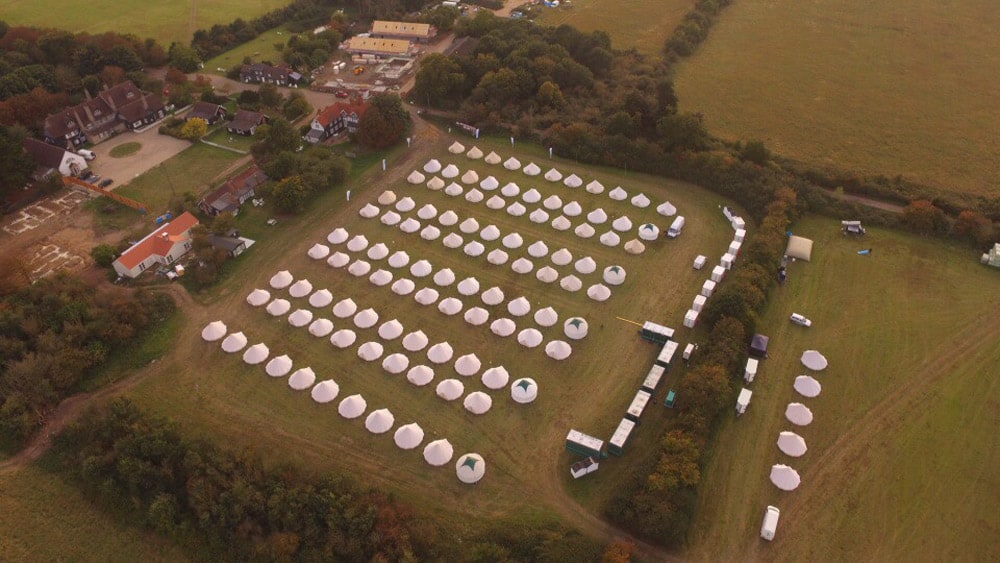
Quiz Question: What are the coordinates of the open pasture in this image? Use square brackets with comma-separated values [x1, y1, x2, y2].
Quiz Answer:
[0, 0, 291, 46]
[686, 216, 1000, 561]
[674, 0, 1000, 195]
[125, 136, 738, 532]
[203, 26, 288, 75]
[533, 0, 691, 54]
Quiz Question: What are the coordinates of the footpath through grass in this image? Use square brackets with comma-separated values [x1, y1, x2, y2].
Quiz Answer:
[674, 0, 1000, 195]
[1, 0, 290, 47]
[685, 215, 1000, 561]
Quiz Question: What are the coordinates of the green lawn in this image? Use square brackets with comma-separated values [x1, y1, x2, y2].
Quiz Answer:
[1, 0, 291, 47]
[534, 0, 691, 53]
[109, 142, 142, 158]
[203, 127, 255, 152]
[122, 134, 738, 536]
[115, 143, 245, 218]
[0, 465, 189, 562]
[674, 0, 1000, 196]
[204, 26, 289, 75]
[685, 216, 1000, 561]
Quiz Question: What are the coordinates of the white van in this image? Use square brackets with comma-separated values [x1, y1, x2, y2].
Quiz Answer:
[667, 216, 686, 238]
[77, 149, 96, 161]
[760, 505, 780, 541]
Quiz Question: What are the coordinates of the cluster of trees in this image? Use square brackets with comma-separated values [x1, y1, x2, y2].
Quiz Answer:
[235, 83, 312, 120]
[0, 274, 175, 452]
[607, 188, 801, 546]
[664, 0, 732, 58]
[52, 399, 434, 560]
[191, 0, 340, 61]
[357, 93, 411, 149]
[279, 25, 345, 71]
[0, 124, 35, 199]
[900, 200, 995, 244]
[0, 22, 167, 131]
[252, 118, 351, 213]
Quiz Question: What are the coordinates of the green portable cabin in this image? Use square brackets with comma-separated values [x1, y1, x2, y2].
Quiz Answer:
[641, 365, 665, 394]
[625, 390, 652, 422]
[566, 429, 606, 458]
[640, 321, 674, 345]
[665, 389, 677, 408]
[608, 418, 637, 456]
[655, 340, 679, 370]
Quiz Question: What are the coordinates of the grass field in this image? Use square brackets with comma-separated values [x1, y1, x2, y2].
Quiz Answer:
[203, 127, 255, 152]
[1, 0, 291, 47]
[534, 0, 690, 53]
[203, 26, 289, 75]
[121, 134, 737, 539]
[115, 143, 245, 217]
[110, 142, 142, 158]
[685, 216, 1000, 561]
[0, 465, 188, 562]
[674, 0, 1000, 196]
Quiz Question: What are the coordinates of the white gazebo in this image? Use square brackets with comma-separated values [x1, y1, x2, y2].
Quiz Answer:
[481, 366, 510, 389]
[785, 403, 814, 426]
[338, 394, 367, 419]
[564, 317, 589, 340]
[288, 367, 316, 390]
[638, 223, 660, 241]
[423, 438, 454, 466]
[247, 288, 270, 307]
[770, 464, 801, 491]
[463, 391, 493, 414]
[455, 453, 486, 484]
[603, 266, 627, 286]
[436, 378, 464, 400]
[511, 378, 538, 404]
[777, 431, 808, 457]
[221, 331, 247, 353]
[201, 321, 227, 342]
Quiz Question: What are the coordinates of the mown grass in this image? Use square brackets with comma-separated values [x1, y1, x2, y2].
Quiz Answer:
[0, 464, 188, 562]
[123, 134, 738, 534]
[203, 127, 254, 152]
[1, 0, 291, 47]
[109, 142, 142, 158]
[203, 26, 289, 75]
[115, 143, 244, 218]
[685, 215, 1000, 561]
[674, 0, 1000, 195]
[533, 0, 691, 54]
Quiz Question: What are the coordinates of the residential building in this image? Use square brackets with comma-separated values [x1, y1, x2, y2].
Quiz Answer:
[186, 101, 227, 125]
[207, 234, 248, 258]
[22, 138, 88, 179]
[306, 101, 369, 143]
[198, 164, 268, 216]
[43, 81, 166, 148]
[370, 21, 437, 43]
[342, 37, 414, 60]
[239, 63, 302, 87]
[112, 212, 199, 278]
[227, 109, 269, 136]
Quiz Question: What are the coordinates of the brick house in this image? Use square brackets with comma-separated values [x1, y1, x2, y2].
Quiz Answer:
[198, 165, 267, 216]
[305, 101, 369, 143]
[43, 81, 166, 148]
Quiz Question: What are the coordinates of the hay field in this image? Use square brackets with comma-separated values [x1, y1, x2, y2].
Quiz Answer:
[674, 0, 1000, 195]
[685, 216, 1000, 561]
[0, 465, 188, 562]
[1, 0, 290, 46]
[124, 136, 737, 535]
[533, 0, 691, 54]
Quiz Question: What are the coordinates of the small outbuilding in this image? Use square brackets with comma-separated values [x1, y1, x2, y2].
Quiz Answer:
[749, 334, 770, 358]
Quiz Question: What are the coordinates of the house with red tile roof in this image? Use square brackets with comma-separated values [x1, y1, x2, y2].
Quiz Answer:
[305, 101, 369, 143]
[198, 164, 268, 216]
[112, 212, 199, 278]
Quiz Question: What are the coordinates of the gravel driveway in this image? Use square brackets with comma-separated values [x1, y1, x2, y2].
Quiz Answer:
[89, 125, 192, 190]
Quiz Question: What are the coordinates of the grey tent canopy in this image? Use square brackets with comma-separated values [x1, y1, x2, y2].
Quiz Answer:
[749, 334, 770, 358]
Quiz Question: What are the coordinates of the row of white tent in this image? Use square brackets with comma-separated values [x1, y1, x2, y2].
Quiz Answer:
[768, 350, 829, 491]
[414, 153, 679, 218]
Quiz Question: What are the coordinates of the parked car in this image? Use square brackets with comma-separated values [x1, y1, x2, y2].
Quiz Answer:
[98, 179, 114, 188]
[335, 90, 349, 98]
[77, 148, 96, 161]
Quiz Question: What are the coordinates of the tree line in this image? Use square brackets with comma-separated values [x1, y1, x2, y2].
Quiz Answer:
[0, 273, 176, 453]
[52, 398, 614, 560]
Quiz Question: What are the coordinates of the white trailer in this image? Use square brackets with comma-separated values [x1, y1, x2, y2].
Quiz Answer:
[667, 216, 686, 238]
[736, 387, 752, 415]
[570, 456, 599, 478]
[761, 505, 781, 541]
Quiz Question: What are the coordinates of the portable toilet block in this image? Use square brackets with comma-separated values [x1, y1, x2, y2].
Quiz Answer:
[682, 342, 696, 360]
[735, 228, 746, 243]
[729, 241, 742, 256]
[711, 265, 726, 282]
[692, 294, 707, 313]
[744, 358, 759, 383]
[693, 255, 707, 270]
[731, 216, 746, 230]
[683, 309, 699, 328]
[701, 280, 716, 297]
[721, 253, 735, 270]
[736, 388, 752, 415]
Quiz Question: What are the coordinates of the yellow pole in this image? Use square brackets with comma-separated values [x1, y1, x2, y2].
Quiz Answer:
[615, 317, 644, 327]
